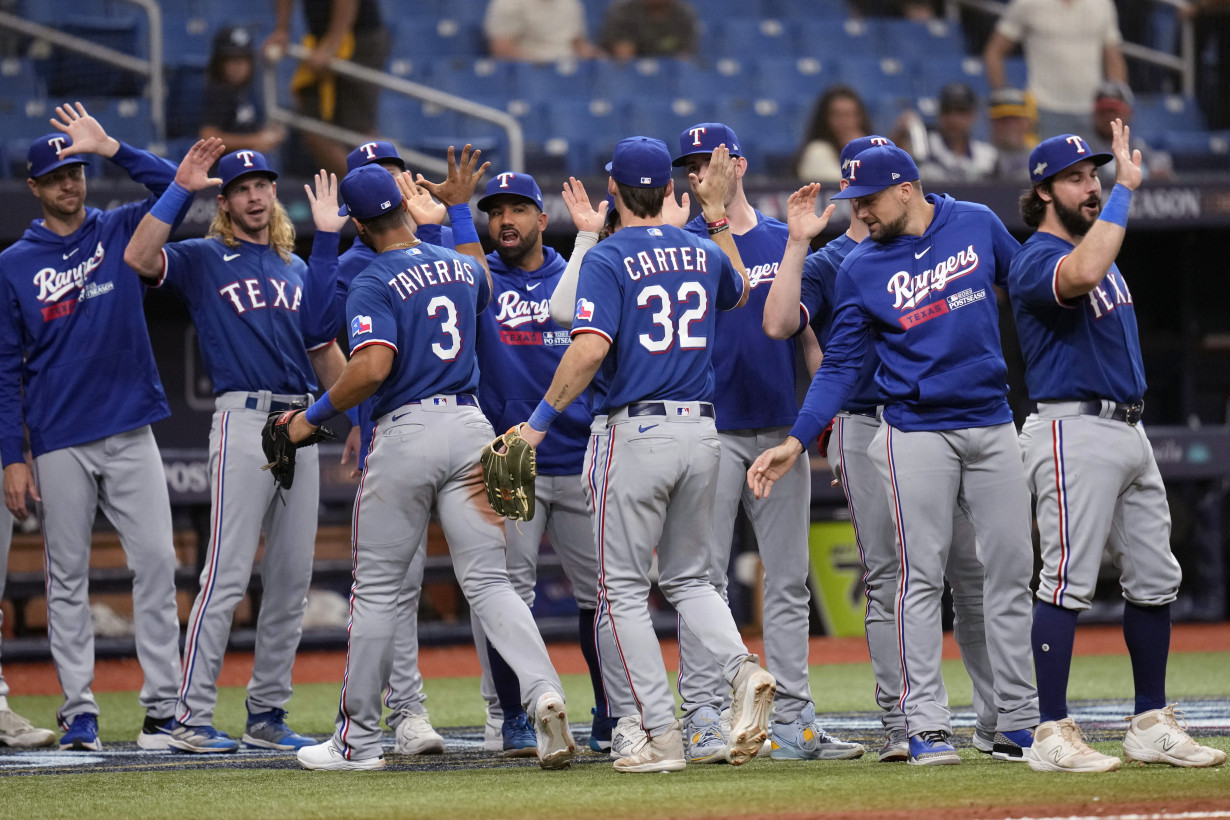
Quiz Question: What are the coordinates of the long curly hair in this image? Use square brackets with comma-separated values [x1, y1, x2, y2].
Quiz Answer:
[208, 196, 296, 263]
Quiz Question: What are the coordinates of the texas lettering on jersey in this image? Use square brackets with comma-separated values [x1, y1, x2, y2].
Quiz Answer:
[217, 277, 303, 315]
[1086, 269, 1133, 319]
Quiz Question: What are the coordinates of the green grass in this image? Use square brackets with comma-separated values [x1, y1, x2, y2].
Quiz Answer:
[2, 652, 1228, 819]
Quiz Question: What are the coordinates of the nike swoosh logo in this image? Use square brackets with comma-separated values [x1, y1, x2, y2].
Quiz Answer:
[223, 253, 241, 261]
[637, 424, 658, 433]
[914, 246, 931, 259]
[527, 282, 541, 291]
[62, 248, 79, 260]
[391, 412, 411, 422]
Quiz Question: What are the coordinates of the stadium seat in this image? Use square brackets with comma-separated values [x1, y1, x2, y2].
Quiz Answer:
[42, 15, 143, 98]
[796, 18, 885, 64]
[834, 55, 917, 102]
[880, 19, 965, 61]
[426, 58, 515, 99]
[508, 60, 597, 102]
[748, 56, 840, 105]
[1134, 94, 1207, 144]
[710, 17, 795, 57]
[543, 97, 629, 177]
[1159, 130, 1230, 172]
[0, 58, 46, 104]
[165, 58, 209, 140]
[628, 97, 724, 146]
[913, 56, 992, 101]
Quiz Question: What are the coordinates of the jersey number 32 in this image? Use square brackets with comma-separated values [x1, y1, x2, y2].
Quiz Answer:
[637, 283, 708, 354]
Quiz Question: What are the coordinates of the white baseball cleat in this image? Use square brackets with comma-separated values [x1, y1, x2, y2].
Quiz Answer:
[1123, 705, 1227, 768]
[727, 656, 776, 766]
[1028, 718, 1121, 773]
[610, 714, 648, 760]
[0, 708, 55, 748]
[533, 691, 575, 770]
[393, 709, 445, 755]
[297, 739, 386, 771]
[613, 719, 686, 773]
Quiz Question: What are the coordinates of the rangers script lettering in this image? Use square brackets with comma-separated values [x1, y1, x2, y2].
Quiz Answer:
[33, 242, 105, 302]
[494, 290, 550, 328]
[888, 244, 980, 310]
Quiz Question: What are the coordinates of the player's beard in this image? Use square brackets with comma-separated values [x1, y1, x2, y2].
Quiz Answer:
[869, 210, 909, 244]
[494, 225, 539, 268]
[230, 207, 271, 238]
[1052, 193, 1100, 237]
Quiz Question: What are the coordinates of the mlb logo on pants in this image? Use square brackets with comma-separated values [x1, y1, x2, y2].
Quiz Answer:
[676, 407, 691, 417]
[433, 397, 449, 406]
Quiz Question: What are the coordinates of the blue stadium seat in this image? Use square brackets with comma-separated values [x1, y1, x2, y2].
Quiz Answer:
[716, 97, 802, 174]
[42, 15, 142, 98]
[710, 17, 795, 57]
[796, 18, 885, 64]
[1002, 56, 1027, 90]
[166, 58, 209, 140]
[628, 97, 723, 147]
[543, 97, 630, 177]
[1159, 130, 1230, 172]
[834, 55, 916, 103]
[508, 60, 597, 102]
[880, 19, 965, 60]
[913, 56, 991, 101]
[749, 56, 839, 105]
[0, 58, 46, 103]
[599, 59, 676, 100]
[426, 58, 515, 99]
[160, 9, 214, 65]
[1134, 94, 1206, 144]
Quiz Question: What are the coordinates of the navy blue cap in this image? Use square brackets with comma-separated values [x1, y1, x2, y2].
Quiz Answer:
[830, 145, 920, 200]
[27, 133, 87, 178]
[346, 140, 406, 174]
[672, 122, 741, 167]
[218, 149, 277, 192]
[477, 171, 544, 212]
[1029, 134, 1113, 184]
[338, 164, 402, 219]
[606, 137, 672, 188]
[839, 136, 895, 181]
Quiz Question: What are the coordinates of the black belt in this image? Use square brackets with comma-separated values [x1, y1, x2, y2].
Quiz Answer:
[846, 407, 879, 418]
[408, 394, 478, 407]
[1077, 399, 1144, 425]
[245, 396, 308, 413]
[627, 402, 715, 419]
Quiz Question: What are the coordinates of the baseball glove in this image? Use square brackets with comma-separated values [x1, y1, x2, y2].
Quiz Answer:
[260, 410, 337, 491]
[480, 425, 538, 521]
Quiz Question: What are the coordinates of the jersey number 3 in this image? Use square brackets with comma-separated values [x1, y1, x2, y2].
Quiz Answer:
[428, 295, 461, 361]
[637, 282, 708, 354]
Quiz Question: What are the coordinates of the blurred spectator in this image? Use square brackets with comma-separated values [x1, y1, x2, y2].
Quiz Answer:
[916, 83, 998, 182]
[988, 87, 1038, 182]
[484, 0, 599, 62]
[983, 0, 1127, 139]
[200, 27, 287, 155]
[264, 0, 391, 177]
[600, 0, 699, 59]
[1184, 0, 1230, 128]
[1087, 81, 1172, 181]
[794, 84, 873, 181]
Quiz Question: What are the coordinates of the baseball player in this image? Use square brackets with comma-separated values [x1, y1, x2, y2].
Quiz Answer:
[516, 137, 776, 774]
[0, 505, 56, 747]
[671, 123, 863, 764]
[289, 148, 575, 771]
[1010, 126, 1225, 771]
[763, 136, 1015, 763]
[749, 144, 1039, 766]
[0, 103, 187, 751]
[123, 143, 347, 753]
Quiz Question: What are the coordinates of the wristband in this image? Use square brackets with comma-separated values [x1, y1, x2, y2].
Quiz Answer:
[447, 203, 480, 245]
[707, 224, 730, 236]
[527, 399, 561, 433]
[150, 181, 193, 225]
[304, 391, 339, 427]
[1098, 183, 1131, 228]
[705, 217, 728, 231]
[345, 406, 360, 426]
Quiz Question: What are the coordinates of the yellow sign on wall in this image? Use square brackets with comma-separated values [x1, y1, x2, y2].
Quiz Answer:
[807, 521, 868, 638]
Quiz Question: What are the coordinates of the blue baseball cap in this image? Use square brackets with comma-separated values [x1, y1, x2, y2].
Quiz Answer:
[477, 171, 544, 212]
[840, 136, 895, 181]
[672, 122, 741, 167]
[338, 164, 402, 219]
[346, 140, 405, 174]
[1029, 134, 1113, 184]
[606, 137, 672, 188]
[830, 145, 920, 200]
[27, 133, 87, 179]
[218, 149, 277, 192]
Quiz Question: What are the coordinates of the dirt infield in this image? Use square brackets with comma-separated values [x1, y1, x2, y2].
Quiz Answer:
[3, 621, 1227, 697]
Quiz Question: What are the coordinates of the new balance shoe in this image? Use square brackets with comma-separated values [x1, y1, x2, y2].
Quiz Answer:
[482, 711, 503, 753]
[168, 722, 239, 753]
[1123, 705, 1226, 768]
[908, 730, 960, 765]
[297, 739, 385, 771]
[991, 727, 1035, 761]
[588, 708, 616, 753]
[769, 703, 865, 760]
[137, 714, 177, 750]
[60, 713, 102, 751]
[727, 656, 776, 766]
[1028, 718, 1121, 772]
[501, 710, 538, 758]
[684, 707, 727, 764]
[0, 708, 55, 748]
[878, 728, 909, 762]
[243, 707, 314, 750]
[533, 691, 575, 770]
[972, 728, 995, 754]
[393, 709, 445, 755]
[610, 714, 647, 760]
[613, 719, 686, 773]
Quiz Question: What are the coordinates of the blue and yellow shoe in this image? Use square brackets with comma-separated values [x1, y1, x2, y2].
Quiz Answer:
[769, 704, 865, 760]
[169, 722, 239, 754]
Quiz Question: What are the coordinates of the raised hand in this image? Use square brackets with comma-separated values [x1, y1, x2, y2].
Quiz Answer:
[175, 138, 226, 191]
[786, 183, 836, 243]
[690, 145, 735, 221]
[415, 144, 490, 207]
[401, 173, 447, 225]
[661, 190, 692, 228]
[561, 177, 607, 232]
[50, 101, 119, 158]
[1110, 118, 1143, 191]
[306, 169, 349, 232]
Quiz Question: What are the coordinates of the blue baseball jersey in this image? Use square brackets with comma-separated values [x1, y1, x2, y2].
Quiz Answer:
[791, 194, 1020, 444]
[156, 232, 338, 394]
[0, 143, 180, 465]
[683, 212, 797, 430]
[346, 243, 490, 418]
[799, 233, 881, 412]
[570, 224, 744, 410]
[1008, 231, 1146, 403]
[476, 247, 591, 475]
